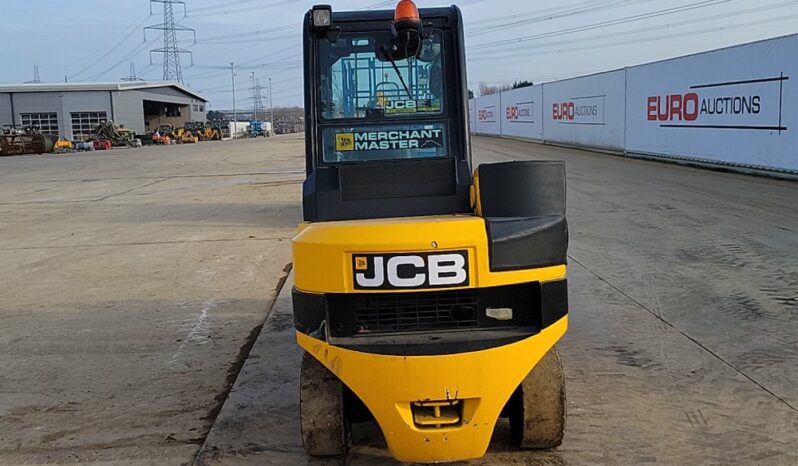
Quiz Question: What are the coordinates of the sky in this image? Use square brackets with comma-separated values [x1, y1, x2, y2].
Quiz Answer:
[2, 0, 797, 109]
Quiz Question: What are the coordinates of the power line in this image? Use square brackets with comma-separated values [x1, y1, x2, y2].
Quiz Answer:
[171, 0, 791, 108]
[466, 0, 604, 28]
[469, 0, 798, 58]
[145, 0, 196, 82]
[468, 13, 798, 90]
[199, 74, 296, 93]
[85, 37, 160, 82]
[190, 0, 282, 13]
[470, 11, 798, 65]
[469, 0, 733, 51]
[189, 0, 297, 18]
[468, 0, 653, 37]
[69, 14, 151, 80]
[184, 60, 301, 82]
[194, 25, 294, 43]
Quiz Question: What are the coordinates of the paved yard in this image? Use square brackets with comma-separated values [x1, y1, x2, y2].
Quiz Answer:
[2, 134, 797, 465]
[0, 137, 304, 465]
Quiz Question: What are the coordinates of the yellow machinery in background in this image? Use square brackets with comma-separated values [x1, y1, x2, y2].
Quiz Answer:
[174, 127, 199, 144]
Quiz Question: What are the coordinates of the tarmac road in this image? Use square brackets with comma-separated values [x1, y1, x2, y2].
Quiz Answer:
[197, 136, 798, 465]
[2, 135, 797, 465]
[0, 137, 304, 465]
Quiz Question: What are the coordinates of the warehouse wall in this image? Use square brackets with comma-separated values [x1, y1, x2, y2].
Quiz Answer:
[0, 86, 207, 138]
[2, 91, 116, 139]
[112, 91, 148, 134]
[9, 92, 67, 137]
[138, 87, 207, 122]
[114, 89, 206, 135]
[60, 91, 111, 139]
[0, 94, 12, 127]
[60, 91, 114, 139]
[470, 33, 797, 173]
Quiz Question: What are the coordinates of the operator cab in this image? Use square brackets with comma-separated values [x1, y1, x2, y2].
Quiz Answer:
[303, 4, 472, 222]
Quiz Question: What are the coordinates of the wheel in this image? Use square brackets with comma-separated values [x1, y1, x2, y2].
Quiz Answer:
[509, 347, 565, 449]
[300, 351, 349, 456]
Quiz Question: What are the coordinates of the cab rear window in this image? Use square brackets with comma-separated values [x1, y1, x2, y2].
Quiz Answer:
[319, 32, 444, 120]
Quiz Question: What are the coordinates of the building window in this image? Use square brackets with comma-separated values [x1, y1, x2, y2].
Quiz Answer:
[193, 104, 199, 111]
[70, 112, 108, 141]
[20, 113, 59, 135]
[199, 105, 205, 112]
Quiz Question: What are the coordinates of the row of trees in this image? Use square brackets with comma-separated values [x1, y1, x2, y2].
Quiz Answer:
[469, 80, 534, 98]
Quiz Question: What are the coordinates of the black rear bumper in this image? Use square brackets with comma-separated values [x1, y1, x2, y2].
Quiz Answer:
[293, 279, 568, 356]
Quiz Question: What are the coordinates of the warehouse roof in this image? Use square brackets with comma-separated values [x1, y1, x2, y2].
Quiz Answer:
[0, 81, 207, 102]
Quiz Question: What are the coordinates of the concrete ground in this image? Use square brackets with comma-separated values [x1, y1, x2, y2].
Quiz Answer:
[2, 135, 797, 465]
[0, 137, 304, 465]
[197, 137, 798, 465]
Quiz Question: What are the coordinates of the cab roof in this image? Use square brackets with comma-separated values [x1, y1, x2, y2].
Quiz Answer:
[314, 6, 458, 24]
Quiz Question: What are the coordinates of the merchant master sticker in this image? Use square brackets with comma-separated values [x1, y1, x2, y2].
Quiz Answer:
[334, 128, 444, 151]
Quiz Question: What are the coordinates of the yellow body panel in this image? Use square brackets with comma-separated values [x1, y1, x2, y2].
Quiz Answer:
[297, 316, 568, 463]
[293, 214, 567, 462]
[292, 215, 566, 294]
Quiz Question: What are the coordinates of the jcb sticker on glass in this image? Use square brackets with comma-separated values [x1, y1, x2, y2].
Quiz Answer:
[352, 251, 469, 290]
[335, 128, 445, 151]
[335, 133, 355, 151]
[384, 99, 442, 114]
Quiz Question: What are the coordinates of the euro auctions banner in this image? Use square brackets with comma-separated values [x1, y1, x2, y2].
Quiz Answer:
[474, 93, 501, 135]
[542, 70, 626, 150]
[500, 85, 543, 140]
[626, 34, 797, 171]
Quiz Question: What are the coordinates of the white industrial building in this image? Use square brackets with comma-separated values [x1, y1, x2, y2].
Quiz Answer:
[0, 81, 208, 140]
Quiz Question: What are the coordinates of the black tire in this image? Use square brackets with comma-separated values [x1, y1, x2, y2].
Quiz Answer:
[300, 352, 349, 456]
[509, 347, 566, 449]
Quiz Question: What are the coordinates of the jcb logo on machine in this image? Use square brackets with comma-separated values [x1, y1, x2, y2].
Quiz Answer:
[352, 251, 469, 290]
[335, 133, 355, 151]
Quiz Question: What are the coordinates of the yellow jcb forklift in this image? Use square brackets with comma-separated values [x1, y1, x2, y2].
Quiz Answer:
[292, 2, 569, 462]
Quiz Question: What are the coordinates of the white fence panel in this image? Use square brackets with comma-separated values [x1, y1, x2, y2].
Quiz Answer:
[474, 93, 501, 135]
[468, 98, 476, 130]
[500, 85, 543, 140]
[626, 34, 797, 171]
[542, 70, 626, 150]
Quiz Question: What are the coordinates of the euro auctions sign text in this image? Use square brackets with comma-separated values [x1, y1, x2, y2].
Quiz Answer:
[505, 101, 534, 123]
[552, 95, 605, 125]
[646, 74, 788, 132]
[478, 106, 496, 122]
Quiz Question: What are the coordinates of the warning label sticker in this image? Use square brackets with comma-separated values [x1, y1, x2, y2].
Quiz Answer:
[335, 128, 445, 151]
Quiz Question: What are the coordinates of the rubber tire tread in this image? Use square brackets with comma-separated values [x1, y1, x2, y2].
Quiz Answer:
[509, 347, 566, 449]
